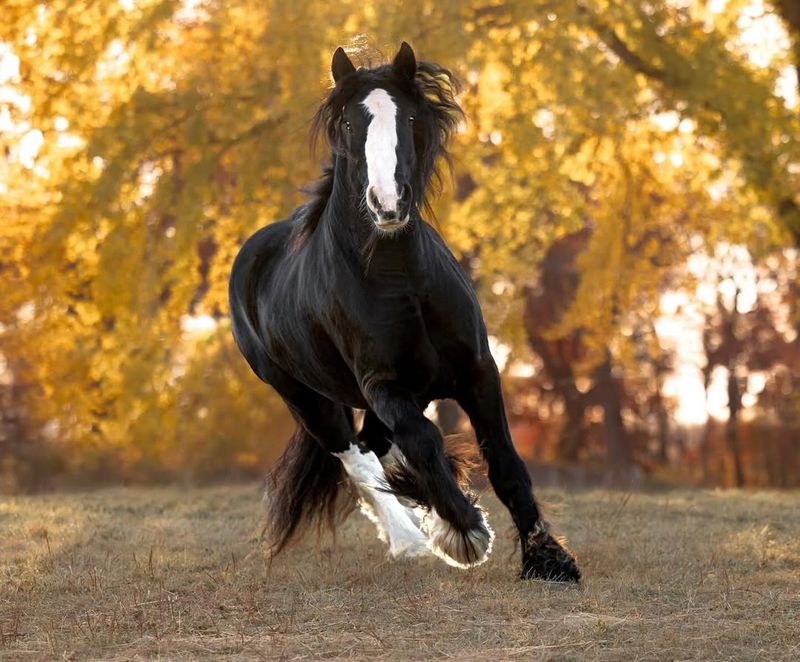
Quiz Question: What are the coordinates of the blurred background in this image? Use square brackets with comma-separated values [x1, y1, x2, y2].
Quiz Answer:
[2, 0, 800, 493]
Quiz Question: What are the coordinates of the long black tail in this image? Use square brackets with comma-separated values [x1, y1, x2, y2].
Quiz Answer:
[264, 426, 354, 555]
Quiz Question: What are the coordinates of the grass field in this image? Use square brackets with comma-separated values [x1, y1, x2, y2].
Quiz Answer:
[2, 484, 799, 660]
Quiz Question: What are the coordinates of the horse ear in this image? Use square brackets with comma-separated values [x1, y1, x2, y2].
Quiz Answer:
[331, 47, 356, 83]
[392, 41, 417, 80]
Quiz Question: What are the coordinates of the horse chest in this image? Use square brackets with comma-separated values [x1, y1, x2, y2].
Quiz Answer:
[342, 247, 483, 393]
[327, 279, 440, 388]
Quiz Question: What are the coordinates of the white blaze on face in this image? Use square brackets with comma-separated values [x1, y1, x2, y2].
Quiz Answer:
[361, 88, 399, 213]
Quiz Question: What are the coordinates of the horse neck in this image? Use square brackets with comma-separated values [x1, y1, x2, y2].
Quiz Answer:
[321, 156, 420, 271]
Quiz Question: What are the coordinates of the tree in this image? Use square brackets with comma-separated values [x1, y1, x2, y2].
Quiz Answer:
[0, 0, 798, 485]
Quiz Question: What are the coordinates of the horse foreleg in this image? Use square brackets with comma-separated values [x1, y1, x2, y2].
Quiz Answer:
[366, 385, 494, 568]
[456, 356, 581, 582]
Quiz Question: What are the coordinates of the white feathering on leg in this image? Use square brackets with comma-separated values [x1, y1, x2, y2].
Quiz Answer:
[335, 443, 430, 559]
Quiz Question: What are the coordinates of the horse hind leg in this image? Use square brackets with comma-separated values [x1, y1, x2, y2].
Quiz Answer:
[334, 442, 430, 559]
[259, 361, 426, 559]
[260, 353, 446, 561]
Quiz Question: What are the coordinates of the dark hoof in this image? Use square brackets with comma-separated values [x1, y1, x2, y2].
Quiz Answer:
[520, 526, 581, 583]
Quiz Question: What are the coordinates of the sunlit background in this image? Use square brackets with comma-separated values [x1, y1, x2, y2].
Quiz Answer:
[2, 0, 800, 492]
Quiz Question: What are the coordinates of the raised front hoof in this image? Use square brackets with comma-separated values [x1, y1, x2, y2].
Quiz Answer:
[424, 507, 495, 569]
[521, 533, 581, 583]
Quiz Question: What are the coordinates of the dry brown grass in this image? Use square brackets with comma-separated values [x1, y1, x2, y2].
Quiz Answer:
[2, 484, 799, 660]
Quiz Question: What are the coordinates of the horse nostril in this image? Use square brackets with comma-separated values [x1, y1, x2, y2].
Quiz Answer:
[399, 184, 412, 202]
[367, 187, 382, 211]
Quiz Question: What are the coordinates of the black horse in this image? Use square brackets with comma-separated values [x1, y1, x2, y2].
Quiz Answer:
[229, 42, 580, 581]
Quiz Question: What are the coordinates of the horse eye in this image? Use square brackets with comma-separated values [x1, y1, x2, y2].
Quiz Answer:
[344, 120, 352, 132]
[409, 116, 415, 124]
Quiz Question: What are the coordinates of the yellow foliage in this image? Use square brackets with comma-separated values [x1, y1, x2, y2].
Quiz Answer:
[0, 0, 798, 482]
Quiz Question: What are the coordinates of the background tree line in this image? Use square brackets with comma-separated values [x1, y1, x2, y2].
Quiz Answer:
[1, 0, 799, 491]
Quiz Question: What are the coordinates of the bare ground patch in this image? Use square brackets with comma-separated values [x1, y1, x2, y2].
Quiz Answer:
[1, 485, 799, 660]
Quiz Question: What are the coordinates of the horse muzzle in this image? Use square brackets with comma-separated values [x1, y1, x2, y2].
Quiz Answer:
[374, 213, 410, 232]
[367, 184, 411, 232]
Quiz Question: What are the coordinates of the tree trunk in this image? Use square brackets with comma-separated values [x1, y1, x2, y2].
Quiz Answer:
[701, 367, 713, 485]
[776, 0, 800, 89]
[726, 363, 745, 487]
[594, 355, 634, 482]
[654, 378, 670, 464]
[558, 384, 586, 461]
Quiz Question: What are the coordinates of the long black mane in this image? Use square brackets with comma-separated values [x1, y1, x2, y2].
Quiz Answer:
[293, 60, 463, 246]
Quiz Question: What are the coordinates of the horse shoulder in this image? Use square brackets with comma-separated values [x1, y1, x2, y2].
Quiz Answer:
[417, 228, 481, 321]
[415, 227, 490, 364]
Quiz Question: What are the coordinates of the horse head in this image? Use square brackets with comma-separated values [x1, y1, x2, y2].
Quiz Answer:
[312, 42, 463, 234]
